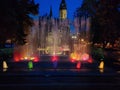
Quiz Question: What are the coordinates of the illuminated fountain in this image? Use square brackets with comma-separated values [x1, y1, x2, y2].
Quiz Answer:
[13, 16, 93, 65]
[38, 17, 70, 55]
[70, 17, 93, 68]
[13, 16, 70, 62]
[13, 14, 92, 65]
[13, 20, 40, 62]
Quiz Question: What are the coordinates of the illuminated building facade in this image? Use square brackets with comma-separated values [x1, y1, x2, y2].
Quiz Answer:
[38, 0, 70, 55]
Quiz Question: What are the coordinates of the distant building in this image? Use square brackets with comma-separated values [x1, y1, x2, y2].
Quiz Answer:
[35, 0, 70, 55]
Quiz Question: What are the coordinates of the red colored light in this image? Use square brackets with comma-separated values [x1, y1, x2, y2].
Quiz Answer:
[33, 57, 39, 62]
[14, 57, 20, 62]
[88, 57, 93, 63]
[13, 52, 21, 62]
[51, 56, 58, 62]
[76, 62, 81, 69]
[70, 58, 75, 63]
[82, 53, 89, 61]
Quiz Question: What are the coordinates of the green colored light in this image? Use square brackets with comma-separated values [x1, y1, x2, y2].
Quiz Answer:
[28, 61, 33, 69]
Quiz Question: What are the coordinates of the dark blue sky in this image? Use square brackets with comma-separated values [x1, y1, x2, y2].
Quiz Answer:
[35, 0, 83, 21]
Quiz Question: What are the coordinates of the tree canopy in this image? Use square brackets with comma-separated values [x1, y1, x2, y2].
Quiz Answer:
[75, 0, 120, 46]
[0, 0, 39, 45]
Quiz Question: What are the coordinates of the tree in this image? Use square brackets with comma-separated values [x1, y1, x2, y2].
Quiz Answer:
[75, 0, 120, 47]
[74, 0, 96, 40]
[0, 0, 39, 45]
[92, 0, 120, 46]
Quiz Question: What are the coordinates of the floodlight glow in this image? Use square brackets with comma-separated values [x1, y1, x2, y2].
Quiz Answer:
[51, 56, 58, 62]
[82, 53, 89, 61]
[33, 57, 39, 62]
[3, 61, 8, 69]
[99, 61, 104, 69]
[28, 61, 33, 69]
[76, 62, 81, 69]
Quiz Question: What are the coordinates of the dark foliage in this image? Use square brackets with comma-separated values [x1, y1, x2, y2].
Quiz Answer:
[75, 0, 120, 46]
[0, 0, 39, 45]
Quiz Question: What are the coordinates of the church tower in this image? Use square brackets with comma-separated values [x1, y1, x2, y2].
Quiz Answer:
[59, 0, 67, 19]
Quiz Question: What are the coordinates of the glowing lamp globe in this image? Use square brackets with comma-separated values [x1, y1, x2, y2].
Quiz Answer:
[82, 53, 89, 61]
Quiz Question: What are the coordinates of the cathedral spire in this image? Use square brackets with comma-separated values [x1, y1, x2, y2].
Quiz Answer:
[59, 0, 67, 10]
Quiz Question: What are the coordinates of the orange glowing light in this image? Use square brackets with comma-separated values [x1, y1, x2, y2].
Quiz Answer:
[70, 52, 77, 60]
[30, 57, 35, 60]
[20, 57, 24, 60]
[70, 52, 82, 61]
[99, 61, 104, 69]
[24, 57, 28, 60]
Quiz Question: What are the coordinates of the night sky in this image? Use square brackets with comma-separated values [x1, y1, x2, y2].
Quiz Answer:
[35, 0, 83, 21]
